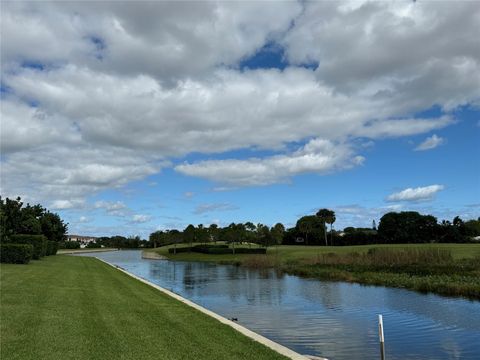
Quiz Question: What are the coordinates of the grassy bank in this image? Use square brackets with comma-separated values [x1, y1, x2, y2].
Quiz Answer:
[151, 243, 480, 299]
[0, 255, 288, 360]
[152, 243, 480, 262]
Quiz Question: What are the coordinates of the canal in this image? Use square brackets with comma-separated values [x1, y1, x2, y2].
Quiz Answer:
[77, 250, 480, 360]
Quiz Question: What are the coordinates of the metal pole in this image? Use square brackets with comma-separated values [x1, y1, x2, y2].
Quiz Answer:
[378, 314, 385, 360]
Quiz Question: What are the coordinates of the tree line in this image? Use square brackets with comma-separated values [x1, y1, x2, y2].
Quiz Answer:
[150, 209, 480, 248]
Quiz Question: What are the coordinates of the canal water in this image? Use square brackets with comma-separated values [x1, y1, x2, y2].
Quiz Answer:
[77, 250, 480, 360]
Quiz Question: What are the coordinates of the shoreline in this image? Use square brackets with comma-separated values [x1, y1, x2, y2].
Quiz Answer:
[147, 244, 480, 300]
[58, 248, 119, 255]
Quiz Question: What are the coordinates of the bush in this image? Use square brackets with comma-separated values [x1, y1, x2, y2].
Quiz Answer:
[168, 246, 192, 254]
[234, 248, 266, 254]
[64, 241, 81, 249]
[0, 243, 33, 264]
[10, 234, 48, 259]
[193, 244, 229, 249]
[168, 245, 268, 255]
[46, 241, 58, 256]
[200, 247, 232, 254]
[85, 242, 101, 249]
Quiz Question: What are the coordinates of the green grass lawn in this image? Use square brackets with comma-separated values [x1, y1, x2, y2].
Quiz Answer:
[0, 255, 287, 360]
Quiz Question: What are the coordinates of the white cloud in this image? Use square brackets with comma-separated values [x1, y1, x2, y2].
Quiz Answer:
[415, 134, 445, 151]
[50, 199, 84, 210]
[0, 144, 160, 208]
[283, 1, 480, 102]
[94, 200, 128, 217]
[194, 203, 238, 215]
[1, 1, 478, 206]
[78, 216, 90, 223]
[1, 1, 301, 81]
[177, 139, 364, 186]
[94, 200, 126, 211]
[131, 214, 151, 223]
[387, 185, 445, 202]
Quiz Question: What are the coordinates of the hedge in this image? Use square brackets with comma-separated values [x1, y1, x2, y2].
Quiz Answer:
[233, 248, 266, 254]
[168, 247, 192, 254]
[0, 243, 33, 264]
[198, 247, 232, 254]
[10, 234, 48, 259]
[64, 241, 81, 249]
[168, 245, 267, 255]
[46, 241, 58, 256]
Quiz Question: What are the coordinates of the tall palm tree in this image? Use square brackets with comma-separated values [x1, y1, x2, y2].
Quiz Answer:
[325, 211, 336, 246]
[316, 209, 331, 246]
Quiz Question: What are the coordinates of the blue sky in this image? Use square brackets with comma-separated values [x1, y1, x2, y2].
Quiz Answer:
[1, 1, 479, 237]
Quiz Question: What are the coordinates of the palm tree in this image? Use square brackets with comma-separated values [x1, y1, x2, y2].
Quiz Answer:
[316, 209, 331, 246]
[325, 211, 336, 246]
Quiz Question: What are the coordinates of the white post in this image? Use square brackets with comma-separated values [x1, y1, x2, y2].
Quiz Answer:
[378, 314, 385, 360]
[378, 314, 384, 343]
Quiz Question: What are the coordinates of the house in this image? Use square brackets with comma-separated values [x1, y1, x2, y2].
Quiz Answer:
[67, 234, 98, 248]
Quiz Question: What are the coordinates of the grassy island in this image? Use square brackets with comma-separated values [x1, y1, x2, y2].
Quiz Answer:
[0, 255, 288, 360]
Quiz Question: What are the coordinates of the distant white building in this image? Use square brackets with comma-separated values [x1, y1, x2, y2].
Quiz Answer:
[67, 234, 98, 248]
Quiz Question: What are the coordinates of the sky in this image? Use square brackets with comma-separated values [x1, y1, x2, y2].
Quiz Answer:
[1, 1, 479, 238]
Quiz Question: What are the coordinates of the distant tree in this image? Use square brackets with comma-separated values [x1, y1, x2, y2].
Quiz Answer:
[256, 224, 272, 248]
[378, 211, 438, 243]
[464, 219, 480, 236]
[167, 229, 182, 254]
[183, 224, 195, 250]
[149, 230, 163, 248]
[453, 216, 464, 227]
[271, 223, 285, 254]
[296, 215, 323, 245]
[325, 211, 336, 246]
[221, 223, 241, 254]
[244, 222, 256, 247]
[195, 224, 209, 244]
[208, 224, 219, 244]
[316, 209, 334, 246]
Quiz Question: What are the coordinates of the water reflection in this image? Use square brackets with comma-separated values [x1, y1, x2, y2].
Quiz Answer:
[77, 250, 480, 360]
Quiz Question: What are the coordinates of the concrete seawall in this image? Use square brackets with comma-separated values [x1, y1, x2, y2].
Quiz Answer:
[96, 257, 327, 360]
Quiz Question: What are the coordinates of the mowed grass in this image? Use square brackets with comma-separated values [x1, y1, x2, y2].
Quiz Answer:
[153, 243, 480, 263]
[0, 255, 287, 360]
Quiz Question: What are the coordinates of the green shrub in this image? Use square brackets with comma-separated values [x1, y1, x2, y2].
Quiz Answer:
[193, 244, 229, 249]
[234, 248, 266, 254]
[46, 241, 58, 255]
[201, 247, 232, 254]
[64, 241, 81, 249]
[168, 247, 191, 254]
[10, 234, 47, 259]
[0, 243, 33, 264]
[168, 245, 267, 255]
